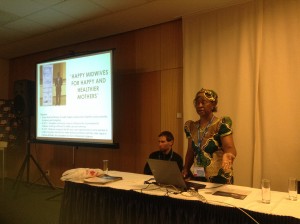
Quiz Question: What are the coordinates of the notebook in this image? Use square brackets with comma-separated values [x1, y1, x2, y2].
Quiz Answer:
[147, 159, 206, 191]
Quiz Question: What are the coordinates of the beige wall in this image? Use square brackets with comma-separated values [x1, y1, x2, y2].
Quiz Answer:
[5, 20, 183, 187]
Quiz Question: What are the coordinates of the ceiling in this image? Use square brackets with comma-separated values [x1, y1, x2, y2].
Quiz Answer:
[0, 0, 248, 60]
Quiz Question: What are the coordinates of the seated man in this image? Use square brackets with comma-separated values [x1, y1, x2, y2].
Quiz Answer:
[144, 131, 183, 175]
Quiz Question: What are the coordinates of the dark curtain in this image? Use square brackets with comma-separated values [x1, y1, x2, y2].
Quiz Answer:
[59, 181, 300, 224]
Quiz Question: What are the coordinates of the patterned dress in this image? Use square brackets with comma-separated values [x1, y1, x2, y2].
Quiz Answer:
[184, 116, 234, 184]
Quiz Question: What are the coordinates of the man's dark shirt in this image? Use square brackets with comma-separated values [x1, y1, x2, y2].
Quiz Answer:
[144, 149, 183, 175]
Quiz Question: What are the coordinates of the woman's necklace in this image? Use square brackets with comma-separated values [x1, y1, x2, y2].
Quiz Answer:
[197, 115, 214, 148]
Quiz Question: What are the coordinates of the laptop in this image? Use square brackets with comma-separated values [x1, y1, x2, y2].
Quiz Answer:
[147, 159, 206, 191]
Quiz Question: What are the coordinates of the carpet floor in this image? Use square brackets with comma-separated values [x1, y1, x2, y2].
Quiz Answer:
[0, 178, 63, 224]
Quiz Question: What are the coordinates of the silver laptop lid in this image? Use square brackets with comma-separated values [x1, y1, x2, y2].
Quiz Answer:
[147, 159, 188, 190]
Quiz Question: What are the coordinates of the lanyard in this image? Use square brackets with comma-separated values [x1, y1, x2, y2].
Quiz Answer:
[159, 150, 173, 161]
[197, 115, 214, 148]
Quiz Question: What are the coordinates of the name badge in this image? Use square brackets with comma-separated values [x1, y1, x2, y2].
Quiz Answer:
[193, 166, 205, 177]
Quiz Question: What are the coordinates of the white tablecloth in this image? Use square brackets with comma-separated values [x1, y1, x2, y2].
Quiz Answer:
[76, 170, 300, 220]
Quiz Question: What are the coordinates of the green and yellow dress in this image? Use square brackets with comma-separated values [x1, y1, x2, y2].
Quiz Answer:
[184, 116, 234, 184]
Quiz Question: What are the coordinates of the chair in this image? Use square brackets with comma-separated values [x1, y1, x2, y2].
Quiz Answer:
[0, 141, 8, 190]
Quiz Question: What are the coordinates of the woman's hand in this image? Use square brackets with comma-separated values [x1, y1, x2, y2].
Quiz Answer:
[182, 168, 191, 179]
[222, 152, 235, 171]
[221, 134, 237, 172]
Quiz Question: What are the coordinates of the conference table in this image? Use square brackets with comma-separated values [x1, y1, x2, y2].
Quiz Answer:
[59, 171, 300, 224]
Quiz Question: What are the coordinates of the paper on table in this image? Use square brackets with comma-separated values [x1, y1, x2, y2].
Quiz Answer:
[213, 188, 251, 200]
[84, 174, 123, 184]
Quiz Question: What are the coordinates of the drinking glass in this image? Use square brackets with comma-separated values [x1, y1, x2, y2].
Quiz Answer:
[261, 179, 271, 204]
[103, 160, 109, 175]
[288, 177, 298, 201]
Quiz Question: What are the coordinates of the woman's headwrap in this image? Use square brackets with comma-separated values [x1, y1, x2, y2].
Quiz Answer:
[194, 88, 218, 112]
[199, 88, 218, 102]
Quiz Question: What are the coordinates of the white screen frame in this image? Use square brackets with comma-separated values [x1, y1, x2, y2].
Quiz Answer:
[35, 50, 115, 146]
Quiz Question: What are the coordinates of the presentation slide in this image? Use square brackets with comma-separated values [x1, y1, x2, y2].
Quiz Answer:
[35, 50, 114, 145]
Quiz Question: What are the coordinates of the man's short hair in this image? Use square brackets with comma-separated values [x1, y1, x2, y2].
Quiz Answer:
[158, 131, 174, 142]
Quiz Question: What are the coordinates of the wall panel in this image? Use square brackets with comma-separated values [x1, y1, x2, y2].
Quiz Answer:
[135, 26, 161, 73]
[135, 71, 161, 173]
[161, 20, 183, 70]
[160, 69, 183, 155]
[0, 59, 9, 99]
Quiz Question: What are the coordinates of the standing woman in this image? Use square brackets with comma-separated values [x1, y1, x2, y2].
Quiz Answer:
[182, 88, 237, 184]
